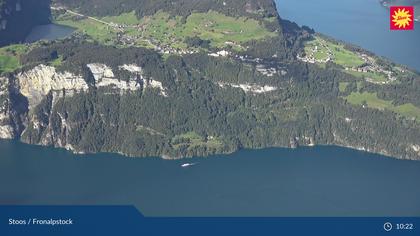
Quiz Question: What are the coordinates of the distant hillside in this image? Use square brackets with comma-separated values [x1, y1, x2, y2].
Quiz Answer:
[381, 0, 420, 20]
[0, 0, 51, 46]
[50, 0, 313, 62]
[54, 0, 278, 18]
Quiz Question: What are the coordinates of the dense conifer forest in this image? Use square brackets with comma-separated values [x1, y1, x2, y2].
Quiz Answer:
[0, 0, 419, 159]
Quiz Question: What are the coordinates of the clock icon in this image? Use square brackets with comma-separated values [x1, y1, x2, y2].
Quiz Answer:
[384, 222, 393, 232]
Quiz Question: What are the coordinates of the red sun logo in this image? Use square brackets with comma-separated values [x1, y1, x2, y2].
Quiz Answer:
[390, 6, 414, 30]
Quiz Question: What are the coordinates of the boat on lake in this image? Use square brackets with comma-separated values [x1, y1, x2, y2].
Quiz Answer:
[181, 163, 197, 168]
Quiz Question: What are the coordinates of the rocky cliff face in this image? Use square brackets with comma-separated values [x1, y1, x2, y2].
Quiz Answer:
[17, 65, 89, 109]
[0, 76, 14, 138]
[0, 63, 168, 148]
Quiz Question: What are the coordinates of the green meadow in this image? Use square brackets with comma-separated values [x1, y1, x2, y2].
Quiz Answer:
[338, 82, 349, 92]
[346, 70, 388, 84]
[54, 10, 276, 51]
[54, 12, 118, 44]
[0, 44, 29, 74]
[304, 36, 364, 68]
[304, 36, 389, 82]
[345, 92, 420, 121]
[172, 131, 223, 150]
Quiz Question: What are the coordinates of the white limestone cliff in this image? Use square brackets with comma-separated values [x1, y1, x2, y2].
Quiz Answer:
[118, 63, 168, 97]
[17, 65, 89, 109]
[0, 76, 14, 139]
[87, 63, 115, 81]
[218, 82, 277, 94]
[8, 63, 168, 144]
[16, 63, 168, 112]
[119, 64, 143, 74]
[87, 63, 140, 92]
[413, 145, 420, 156]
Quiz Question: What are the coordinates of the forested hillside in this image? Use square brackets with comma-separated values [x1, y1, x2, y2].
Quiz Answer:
[0, 0, 419, 160]
[54, 0, 278, 19]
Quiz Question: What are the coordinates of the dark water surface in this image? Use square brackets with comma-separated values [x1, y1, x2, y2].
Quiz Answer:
[1, 140, 419, 217]
[276, 0, 420, 71]
[24, 24, 74, 43]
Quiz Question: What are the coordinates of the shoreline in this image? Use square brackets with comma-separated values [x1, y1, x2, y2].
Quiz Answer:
[1, 138, 418, 162]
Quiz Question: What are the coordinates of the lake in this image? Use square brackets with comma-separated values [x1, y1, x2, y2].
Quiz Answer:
[1, 140, 420, 217]
[25, 24, 74, 43]
[1, 1, 419, 217]
[276, 0, 420, 72]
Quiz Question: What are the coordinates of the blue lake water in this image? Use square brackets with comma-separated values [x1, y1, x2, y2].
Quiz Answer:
[276, 0, 420, 71]
[0, 1, 419, 217]
[25, 24, 74, 43]
[1, 140, 420, 217]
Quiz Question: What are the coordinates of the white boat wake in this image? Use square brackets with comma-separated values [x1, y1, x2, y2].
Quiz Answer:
[181, 163, 197, 168]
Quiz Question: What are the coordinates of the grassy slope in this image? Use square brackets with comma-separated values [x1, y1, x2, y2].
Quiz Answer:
[102, 11, 140, 25]
[172, 131, 223, 150]
[184, 11, 277, 48]
[54, 13, 117, 44]
[331, 44, 364, 68]
[54, 10, 276, 50]
[304, 36, 364, 67]
[338, 82, 349, 92]
[303, 36, 389, 83]
[0, 44, 29, 74]
[346, 71, 379, 80]
[346, 92, 420, 121]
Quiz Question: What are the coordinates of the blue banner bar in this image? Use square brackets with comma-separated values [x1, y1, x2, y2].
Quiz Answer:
[0, 206, 419, 236]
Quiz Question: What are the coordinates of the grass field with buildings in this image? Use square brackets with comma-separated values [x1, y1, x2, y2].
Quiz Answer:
[54, 10, 277, 52]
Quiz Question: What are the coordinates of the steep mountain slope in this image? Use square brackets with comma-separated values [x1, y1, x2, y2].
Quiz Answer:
[0, 0, 419, 160]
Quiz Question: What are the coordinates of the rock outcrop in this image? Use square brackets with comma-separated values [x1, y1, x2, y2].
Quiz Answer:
[118, 63, 168, 96]
[87, 63, 140, 93]
[0, 76, 14, 139]
[17, 65, 89, 109]
[0, 62, 169, 144]
[217, 82, 277, 94]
